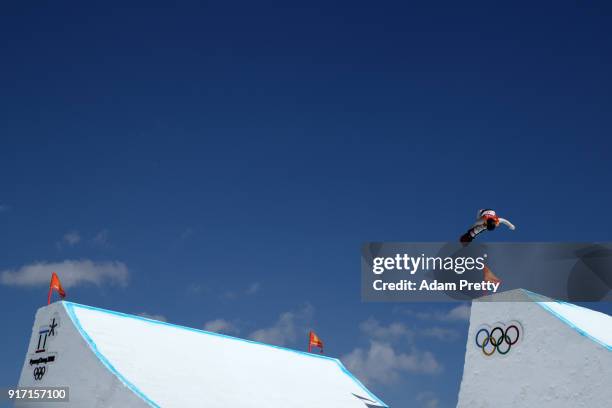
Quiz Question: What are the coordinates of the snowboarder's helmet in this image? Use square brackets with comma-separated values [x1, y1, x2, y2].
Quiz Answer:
[478, 209, 496, 218]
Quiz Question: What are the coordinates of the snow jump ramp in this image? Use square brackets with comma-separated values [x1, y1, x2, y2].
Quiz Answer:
[457, 289, 612, 408]
[17, 301, 388, 407]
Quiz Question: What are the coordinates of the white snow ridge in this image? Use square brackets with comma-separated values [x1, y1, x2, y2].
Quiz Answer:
[17, 301, 387, 407]
[457, 289, 612, 408]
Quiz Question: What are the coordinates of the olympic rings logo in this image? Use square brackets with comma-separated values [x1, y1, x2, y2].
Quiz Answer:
[33, 366, 46, 381]
[475, 321, 522, 356]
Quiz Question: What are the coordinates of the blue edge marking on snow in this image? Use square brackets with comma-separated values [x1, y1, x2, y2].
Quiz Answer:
[63, 301, 389, 407]
[523, 289, 612, 352]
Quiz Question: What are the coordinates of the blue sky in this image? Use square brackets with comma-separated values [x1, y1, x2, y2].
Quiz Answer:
[1, 2, 611, 407]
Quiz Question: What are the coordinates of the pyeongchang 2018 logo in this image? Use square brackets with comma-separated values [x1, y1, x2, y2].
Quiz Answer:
[474, 321, 523, 356]
[29, 315, 60, 381]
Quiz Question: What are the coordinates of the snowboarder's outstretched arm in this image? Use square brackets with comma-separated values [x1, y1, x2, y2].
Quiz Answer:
[498, 217, 515, 230]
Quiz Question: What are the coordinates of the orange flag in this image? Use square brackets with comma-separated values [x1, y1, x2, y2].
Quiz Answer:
[48, 272, 66, 305]
[308, 331, 324, 353]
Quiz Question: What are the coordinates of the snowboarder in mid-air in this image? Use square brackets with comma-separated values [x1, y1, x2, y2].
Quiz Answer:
[460, 209, 516, 284]
[460, 209, 515, 243]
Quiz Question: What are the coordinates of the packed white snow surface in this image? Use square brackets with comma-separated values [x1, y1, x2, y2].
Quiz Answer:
[457, 289, 612, 408]
[535, 299, 612, 350]
[17, 301, 387, 408]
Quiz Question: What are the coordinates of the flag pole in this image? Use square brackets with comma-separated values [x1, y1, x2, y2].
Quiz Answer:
[308, 331, 312, 353]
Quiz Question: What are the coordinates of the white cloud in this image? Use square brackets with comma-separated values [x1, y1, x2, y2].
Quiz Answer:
[61, 231, 81, 247]
[204, 319, 240, 335]
[341, 341, 441, 386]
[249, 304, 314, 347]
[92, 229, 110, 247]
[0, 259, 129, 289]
[221, 291, 237, 300]
[345, 318, 445, 386]
[445, 304, 470, 321]
[246, 282, 260, 295]
[359, 318, 413, 343]
[359, 318, 459, 344]
[416, 391, 440, 408]
[420, 327, 460, 342]
[138, 313, 167, 322]
[397, 304, 471, 322]
[219, 283, 261, 300]
[187, 283, 207, 295]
